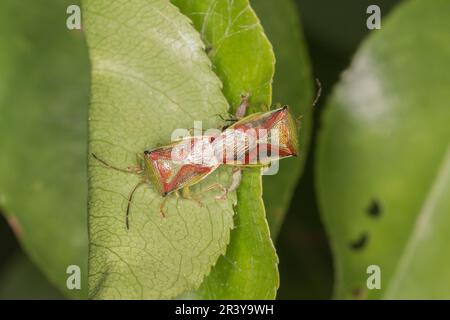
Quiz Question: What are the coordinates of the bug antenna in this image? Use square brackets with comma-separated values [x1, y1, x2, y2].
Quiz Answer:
[91, 153, 141, 175]
[216, 114, 226, 121]
[312, 78, 322, 107]
[126, 181, 146, 230]
[215, 113, 238, 122]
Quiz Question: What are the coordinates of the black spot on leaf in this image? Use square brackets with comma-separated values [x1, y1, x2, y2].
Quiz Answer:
[349, 232, 369, 250]
[367, 198, 382, 218]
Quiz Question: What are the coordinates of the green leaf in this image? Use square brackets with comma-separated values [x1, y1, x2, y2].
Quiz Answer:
[252, 0, 314, 238]
[172, 0, 278, 299]
[316, 0, 450, 299]
[0, 252, 64, 299]
[0, 0, 89, 298]
[84, 0, 237, 299]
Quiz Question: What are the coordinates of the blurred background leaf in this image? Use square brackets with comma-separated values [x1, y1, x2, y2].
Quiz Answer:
[0, 0, 89, 298]
[296, 0, 399, 56]
[275, 0, 403, 299]
[0, 252, 64, 299]
[252, 0, 314, 239]
[172, 0, 278, 299]
[317, 0, 450, 299]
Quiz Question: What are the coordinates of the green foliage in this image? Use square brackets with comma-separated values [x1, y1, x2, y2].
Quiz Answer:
[0, 253, 64, 299]
[0, 0, 89, 298]
[172, 0, 279, 299]
[252, 0, 314, 238]
[172, 0, 274, 114]
[316, 0, 450, 299]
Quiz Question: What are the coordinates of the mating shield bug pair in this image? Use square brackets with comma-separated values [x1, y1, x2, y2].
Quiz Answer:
[92, 95, 300, 229]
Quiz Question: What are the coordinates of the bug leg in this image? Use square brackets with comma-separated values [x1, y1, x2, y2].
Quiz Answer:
[92, 153, 142, 175]
[158, 190, 181, 218]
[128, 166, 143, 174]
[200, 183, 228, 200]
[135, 153, 145, 167]
[235, 92, 251, 119]
[215, 168, 242, 200]
[186, 182, 235, 203]
[181, 186, 204, 208]
[159, 196, 168, 218]
[217, 92, 251, 130]
[125, 181, 146, 230]
[132, 153, 145, 175]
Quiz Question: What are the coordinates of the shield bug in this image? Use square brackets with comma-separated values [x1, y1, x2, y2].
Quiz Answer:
[210, 95, 300, 188]
[213, 106, 299, 166]
[92, 135, 225, 229]
[218, 78, 322, 166]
